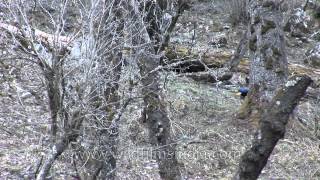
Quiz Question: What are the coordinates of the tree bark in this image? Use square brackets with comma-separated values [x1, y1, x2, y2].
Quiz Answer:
[44, 56, 63, 142]
[237, 0, 289, 120]
[36, 135, 72, 180]
[138, 53, 181, 180]
[234, 75, 312, 180]
[130, 0, 183, 179]
[227, 29, 249, 72]
[36, 139, 68, 180]
[36, 110, 83, 180]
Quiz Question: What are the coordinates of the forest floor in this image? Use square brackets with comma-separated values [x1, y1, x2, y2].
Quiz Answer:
[1, 0, 320, 179]
[119, 0, 320, 179]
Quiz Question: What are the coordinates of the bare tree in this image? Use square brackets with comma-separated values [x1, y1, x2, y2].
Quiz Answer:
[122, 0, 190, 179]
[1, 0, 131, 179]
[1, 0, 189, 179]
[70, 1, 127, 179]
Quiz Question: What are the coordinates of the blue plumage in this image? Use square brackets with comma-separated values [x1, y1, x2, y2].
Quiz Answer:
[239, 87, 249, 98]
[239, 87, 249, 93]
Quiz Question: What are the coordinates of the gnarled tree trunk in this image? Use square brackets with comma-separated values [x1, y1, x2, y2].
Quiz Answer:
[138, 52, 182, 180]
[237, 0, 289, 121]
[234, 75, 312, 180]
[129, 0, 184, 179]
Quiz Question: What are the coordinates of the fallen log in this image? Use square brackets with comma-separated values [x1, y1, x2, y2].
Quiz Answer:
[178, 71, 233, 83]
[164, 46, 232, 73]
[165, 46, 320, 86]
[0, 22, 74, 49]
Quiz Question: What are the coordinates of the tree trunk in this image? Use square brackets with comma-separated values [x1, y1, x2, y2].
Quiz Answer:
[44, 55, 63, 142]
[130, 0, 183, 179]
[45, 68, 60, 140]
[36, 134, 71, 180]
[237, 0, 289, 120]
[36, 110, 83, 180]
[227, 29, 249, 72]
[138, 53, 181, 180]
[234, 75, 312, 180]
[159, 0, 190, 52]
[36, 138, 68, 180]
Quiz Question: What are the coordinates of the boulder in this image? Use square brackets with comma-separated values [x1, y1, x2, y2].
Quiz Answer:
[293, 88, 320, 132]
[209, 33, 228, 48]
[284, 8, 312, 37]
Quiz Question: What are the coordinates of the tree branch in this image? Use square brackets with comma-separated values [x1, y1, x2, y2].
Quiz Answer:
[0, 22, 73, 49]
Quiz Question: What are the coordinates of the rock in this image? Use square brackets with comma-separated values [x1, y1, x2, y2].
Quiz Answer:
[229, 72, 249, 86]
[209, 33, 228, 48]
[294, 93, 320, 131]
[305, 43, 320, 67]
[310, 31, 320, 41]
[284, 8, 312, 38]
[223, 25, 231, 30]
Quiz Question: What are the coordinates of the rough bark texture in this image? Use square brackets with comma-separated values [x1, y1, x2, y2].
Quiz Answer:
[227, 29, 249, 72]
[234, 75, 312, 180]
[238, 0, 289, 120]
[138, 53, 181, 180]
[45, 67, 60, 139]
[132, 1, 183, 179]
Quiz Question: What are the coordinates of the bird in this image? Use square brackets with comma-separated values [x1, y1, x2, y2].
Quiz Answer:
[237, 87, 249, 99]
